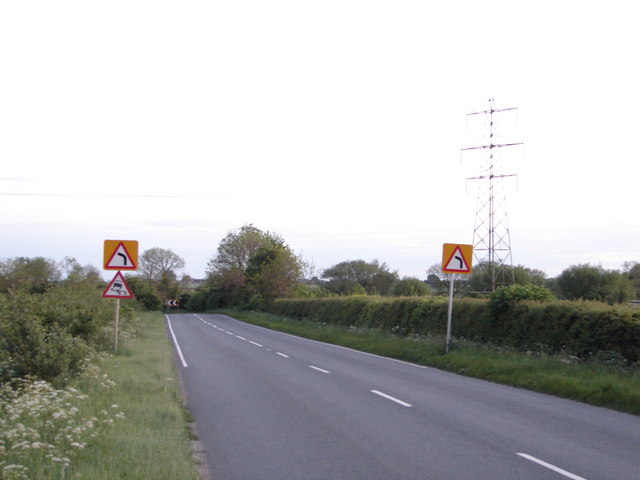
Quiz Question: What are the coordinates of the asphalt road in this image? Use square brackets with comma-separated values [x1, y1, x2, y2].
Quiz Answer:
[166, 313, 640, 480]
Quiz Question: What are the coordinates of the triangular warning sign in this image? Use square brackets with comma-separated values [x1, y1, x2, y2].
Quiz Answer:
[105, 242, 137, 270]
[102, 271, 134, 299]
[443, 246, 472, 273]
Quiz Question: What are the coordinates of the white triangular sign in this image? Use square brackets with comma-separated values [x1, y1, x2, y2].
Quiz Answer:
[444, 247, 471, 272]
[106, 243, 135, 269]
[102, 272, 134, 298]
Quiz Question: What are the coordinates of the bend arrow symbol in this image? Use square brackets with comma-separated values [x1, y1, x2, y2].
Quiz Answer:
[454, 255, 463, 269]
[117, 253, 128, 265]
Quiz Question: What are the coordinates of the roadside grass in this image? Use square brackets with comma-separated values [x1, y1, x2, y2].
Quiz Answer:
[69, 311, 201, 480]
[221, 309, 640, 416]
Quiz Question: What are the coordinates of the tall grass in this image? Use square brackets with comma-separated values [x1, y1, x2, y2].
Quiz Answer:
[223, 309, 640, 416]
[1, 312, 201, 480]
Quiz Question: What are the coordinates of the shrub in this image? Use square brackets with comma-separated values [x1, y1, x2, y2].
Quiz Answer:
[391, 277, 431, 297]
[487, 284, 555, 315]
[0, 285, 129, 386]
[266, 294, 640, 364]
[0, 312, 89, 386]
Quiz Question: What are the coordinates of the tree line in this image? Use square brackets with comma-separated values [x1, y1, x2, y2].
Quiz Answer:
[189, 224, 640, 310]
[2, 225, 639, 311]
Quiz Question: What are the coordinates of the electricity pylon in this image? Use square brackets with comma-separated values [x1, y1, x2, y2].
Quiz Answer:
[462, 98, 522, 293]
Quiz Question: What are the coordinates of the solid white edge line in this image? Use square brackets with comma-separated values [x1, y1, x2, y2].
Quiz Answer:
[276, 352, 289, 358]
[371, 390, 412, 407]
[166, 315, 188, 368]
[309, 365, 330, 374]
[517, 453, 587, 480]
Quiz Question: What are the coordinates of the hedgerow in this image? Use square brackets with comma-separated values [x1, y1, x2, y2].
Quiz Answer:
[0, 284, 133, 387]
[265, 293, 640, 364]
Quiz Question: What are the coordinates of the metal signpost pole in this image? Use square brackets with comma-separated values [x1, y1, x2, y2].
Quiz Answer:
[114, 298, 120, 353]
[446, 274, 455, 353]
[441, 243, 473, 354]
[102, 240, 138, 354]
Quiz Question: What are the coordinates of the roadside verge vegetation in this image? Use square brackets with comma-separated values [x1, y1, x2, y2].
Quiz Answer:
[264, 287, 640, 366]
[1, 280, 200, 479]
[220, 308, 640, 416]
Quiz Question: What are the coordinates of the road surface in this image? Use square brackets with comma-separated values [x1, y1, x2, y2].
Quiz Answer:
[167, 313, 640, 480]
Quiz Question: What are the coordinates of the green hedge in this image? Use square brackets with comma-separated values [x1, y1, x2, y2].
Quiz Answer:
[264, 297, 486, 336]
[265, 296, 640, 364]
[0, 284, 131, 386]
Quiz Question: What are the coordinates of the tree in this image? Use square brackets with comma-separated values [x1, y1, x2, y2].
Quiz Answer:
[206, 224, 275, 303]
[245, 238, 304, 303]
[622, 261, 640, 299]
[59, 257, 102, 287]
[425, 263, 457, 296]
[468, 262, 547, 294]
[206, 224, 305, 305]
[557, 263, 634, 304]
[126, 276, 163, 310]
[391, 277, 431, 297]
[0, 257, 61, 293]
[137, 248, 185, 303]
[139, 248, 185, 282]
[321, 259, 398, 295]
[207, 224, 271, 274]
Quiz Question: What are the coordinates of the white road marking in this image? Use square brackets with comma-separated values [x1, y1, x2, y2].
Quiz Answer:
[249, 341, 263, 347]
[517, 453, 587, 480]
[309, 366, 330, 374]
[225, 331, 234, 335]
[165, 315, 188, 368]
[236, 336, 247, 341]
[276, 352, 289, 358]
[371, 390, 412, 407]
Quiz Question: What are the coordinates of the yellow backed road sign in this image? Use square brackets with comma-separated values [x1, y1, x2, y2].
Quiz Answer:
[442, 243, 473, 274]
[104, 240, 139, 270]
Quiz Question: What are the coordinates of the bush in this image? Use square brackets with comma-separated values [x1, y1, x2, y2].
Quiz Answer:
[487, 284, 555, 315]
[391, 277, 431, 297]
[265, 295, 640, 364]
[0, 285, 129, 386]
[0, 311, 89, 386]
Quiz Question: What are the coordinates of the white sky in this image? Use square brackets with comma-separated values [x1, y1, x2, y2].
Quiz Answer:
[1, 0, 638, 281]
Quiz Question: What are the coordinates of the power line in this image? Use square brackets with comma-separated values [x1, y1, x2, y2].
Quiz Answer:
[0, 192, 231, 198]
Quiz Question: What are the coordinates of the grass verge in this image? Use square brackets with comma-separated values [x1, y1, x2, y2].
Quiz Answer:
[69, 311, 202, 480]
[222, 309, 640, 416]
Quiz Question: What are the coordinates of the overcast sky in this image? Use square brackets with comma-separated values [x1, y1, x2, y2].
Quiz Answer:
[1, 0, 638, 281]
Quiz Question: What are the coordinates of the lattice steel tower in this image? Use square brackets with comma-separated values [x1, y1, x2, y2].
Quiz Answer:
[462, 98, 522, 293]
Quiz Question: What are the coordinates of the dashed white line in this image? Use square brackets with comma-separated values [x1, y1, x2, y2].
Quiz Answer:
[517, 453, 587, 480]
[371, 390, 412, 407]
[249, 341, 263, 347]
[236, 336, 247, 341]
[309, 366, 330, 374]
[276, 352, 289, 358]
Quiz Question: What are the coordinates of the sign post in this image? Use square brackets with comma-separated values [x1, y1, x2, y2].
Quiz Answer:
[114, 298, 120, 353]
[103, 240, 138, 353]
[441, 243, 473, 353]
